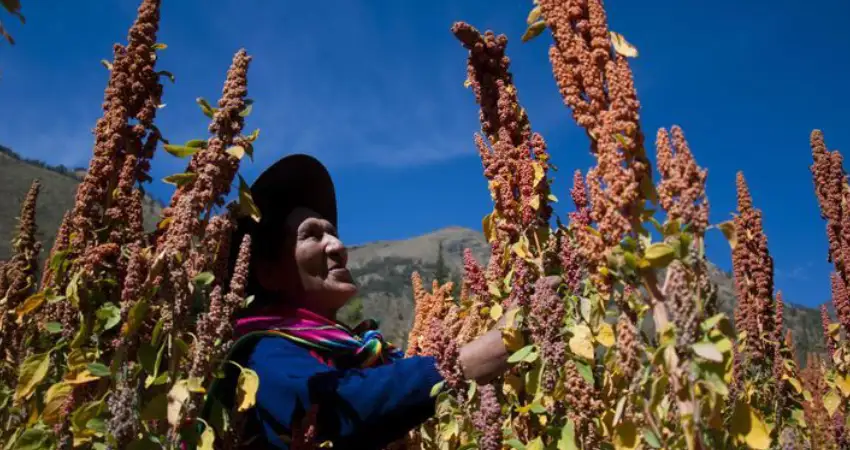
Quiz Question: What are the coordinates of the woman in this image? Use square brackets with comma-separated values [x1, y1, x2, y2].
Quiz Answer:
[209, 154, 513, 449]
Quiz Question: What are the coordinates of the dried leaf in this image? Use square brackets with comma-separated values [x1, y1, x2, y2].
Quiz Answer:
[610, 31, 638, 57]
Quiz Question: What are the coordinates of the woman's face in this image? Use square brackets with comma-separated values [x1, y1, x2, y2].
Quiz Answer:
[260, 206, 357, 316]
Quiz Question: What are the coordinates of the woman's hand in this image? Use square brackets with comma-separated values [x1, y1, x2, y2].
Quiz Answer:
[458, 275, 561, 385]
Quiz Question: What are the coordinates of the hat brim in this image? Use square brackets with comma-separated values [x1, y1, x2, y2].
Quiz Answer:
[246, 153, 337, 229]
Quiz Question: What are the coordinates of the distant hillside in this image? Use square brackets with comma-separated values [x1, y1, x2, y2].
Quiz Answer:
[0, 146, 827, 361]
[346, 227, 827, 361]
[0, 146, 163, 265]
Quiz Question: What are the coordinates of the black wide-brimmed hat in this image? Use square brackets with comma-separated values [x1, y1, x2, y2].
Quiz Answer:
[227, 153, 337, 283]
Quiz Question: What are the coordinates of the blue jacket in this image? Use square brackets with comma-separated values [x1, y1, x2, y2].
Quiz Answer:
[214, 335, 444, 449]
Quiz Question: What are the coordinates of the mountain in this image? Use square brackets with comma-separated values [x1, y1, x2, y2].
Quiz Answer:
[0, 146, 163, 264]
[345, 228, 828, 361]
[0, 149, 827, 362]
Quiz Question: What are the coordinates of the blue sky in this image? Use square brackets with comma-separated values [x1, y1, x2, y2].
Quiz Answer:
[1, 0, 849, 308]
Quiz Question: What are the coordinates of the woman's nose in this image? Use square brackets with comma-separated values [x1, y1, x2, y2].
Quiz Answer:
[326, 234, 348, 265]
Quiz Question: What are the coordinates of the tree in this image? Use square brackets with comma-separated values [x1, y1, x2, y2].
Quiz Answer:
[434, 240, 449, 285]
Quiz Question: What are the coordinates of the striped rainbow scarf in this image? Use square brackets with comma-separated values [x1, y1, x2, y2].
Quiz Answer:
[233, 306, 403, 369]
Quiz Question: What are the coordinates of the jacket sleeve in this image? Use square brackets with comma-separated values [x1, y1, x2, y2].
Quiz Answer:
[247, 336, 444, 449]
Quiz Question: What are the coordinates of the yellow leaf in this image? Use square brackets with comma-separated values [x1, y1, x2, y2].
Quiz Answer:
[527, 437, 544, 450]
[824, 390, 841, 417]
[238, 174, 262, 223]
[609, 31, 638, 58]
[730, 401, 771, 449]
[613, 420, 639, 450]
[64, 370, 101, 385]
[569, 330, 595, 361]
[783, 375, 803, 395]
[529, 195, 540, 211]
[167, 381, 191, 426]
[225, 145, 245, 160]
[716, 220, 737, 250]
[512, 238, 530, 259]
[482, 212, 494, 243]
[43, 382, 73, 425]
[490, 303, 504, 321]
[237, 368, 260, 412]
[532, 162, 545, 187]
[198, 424, 215, 450]
[596, 323, 615, 347]
[14, 351, 51, 402]
[835, 375, 850, 397]
[15, 292, 46, 324]
[502, 326, 525, 353]
[503, 374, 523, 399]
[526, 5, 542, 24]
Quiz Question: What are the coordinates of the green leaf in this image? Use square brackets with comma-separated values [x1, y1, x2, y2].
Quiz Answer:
[575, 360, 594, 384]
[86, 363, 110, 377]
[507, 345, 536, 364]
[12, 428, 49, 450]
[122, 299, 150, 338]
[86, 418, 107, 434]
[643, 243, 675, 268]
[246, 128, 260, 142]
[14, 351, 50, 402]
[157, 70, 175, 83]
[193, 272, 215, 287]
[238, 174, 262, 222]
[163, 172, 197, 187]
[239, 102, 253, 118]
[505, 439, 527, 450]
[642, 428, 662, 448]
[45, 322, 62, 334]
[692, 342, 723, 362]
[430, 381, 445, 398]
[95, 302, 121, 331]
[196, 97, 216, 118]
[185, 139, 207, 148]
[140, 393, 167, 421]
[163, 144, 200, 158]
[521, 20, 546, 42]
[558, 419, 578, 450]
[824, 389, 841, 416]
